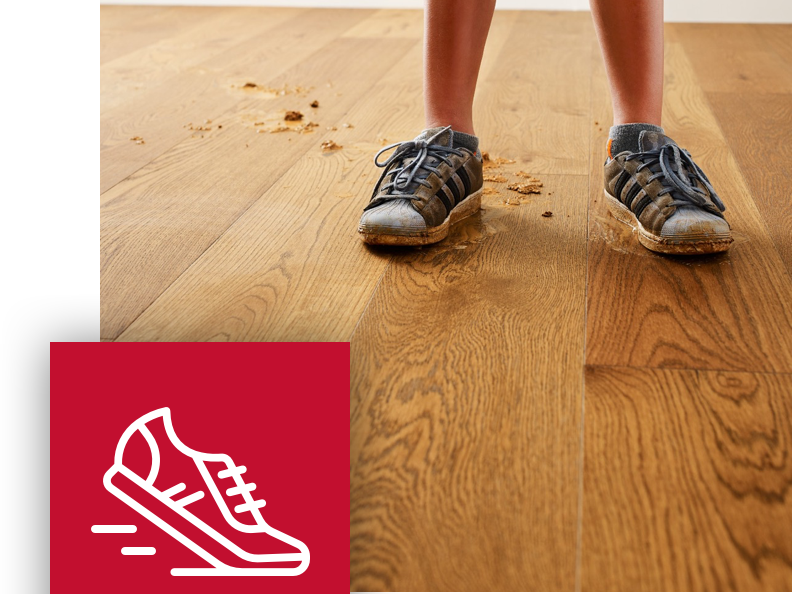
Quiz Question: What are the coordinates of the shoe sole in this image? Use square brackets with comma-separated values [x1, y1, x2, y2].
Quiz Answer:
[358, 188, 483, 246]
[104, 463, 309, 576]
[604, 190, 733, 255]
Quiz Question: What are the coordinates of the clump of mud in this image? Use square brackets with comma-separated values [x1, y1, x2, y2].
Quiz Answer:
[483, 174, 507, 183]
[284, 111, 303, 122]
[321, 140, 343, 151]
[507, 179, 542, 195]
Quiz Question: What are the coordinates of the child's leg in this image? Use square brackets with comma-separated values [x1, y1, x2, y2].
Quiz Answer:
[423, 0, 497, 135]
[589, 0, 664, 126]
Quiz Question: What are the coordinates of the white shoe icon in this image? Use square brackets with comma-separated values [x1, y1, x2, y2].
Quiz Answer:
[103, 407, 310, 576]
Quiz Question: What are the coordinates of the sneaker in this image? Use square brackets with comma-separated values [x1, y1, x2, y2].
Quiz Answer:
[604, 130, 733, 255]
[358, 126, 483, 245]
[103, 407, 310, 576]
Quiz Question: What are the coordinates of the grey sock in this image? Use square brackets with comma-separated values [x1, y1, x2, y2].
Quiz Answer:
[609, 123, 664, 156]
[451, 130, 479, 153]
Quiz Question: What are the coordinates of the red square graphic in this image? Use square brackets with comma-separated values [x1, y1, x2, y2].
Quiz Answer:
[51, 342, 349, 593]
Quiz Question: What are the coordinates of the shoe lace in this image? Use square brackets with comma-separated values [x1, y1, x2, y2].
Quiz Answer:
[366, 126, 464, 208]
[218, 464, 266, 515]
[624, 144, 725, 215]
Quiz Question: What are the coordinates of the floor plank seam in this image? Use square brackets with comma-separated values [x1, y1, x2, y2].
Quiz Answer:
[584, 363, 792, 375]
[346, 254, 395, 342]
[575, 39, 596, 594]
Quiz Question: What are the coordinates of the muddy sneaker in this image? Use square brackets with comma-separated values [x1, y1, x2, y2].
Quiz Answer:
[604, 130, 733, 255]
[358, 126, 483, 246]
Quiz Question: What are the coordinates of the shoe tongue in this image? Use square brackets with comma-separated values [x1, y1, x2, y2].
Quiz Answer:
[639, 130, 677, 152]
[413, 127, 453, 147]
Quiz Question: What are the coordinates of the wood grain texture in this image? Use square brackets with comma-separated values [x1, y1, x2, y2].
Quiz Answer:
[582, 366, 792, 591]
[102, 34, 413, 340]
[350, 174, 589, 591]
[586, 36, 792, 372]
[705, 92, 792, 276]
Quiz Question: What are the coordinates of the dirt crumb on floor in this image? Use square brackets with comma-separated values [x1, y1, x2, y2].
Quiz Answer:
[482, 187, 500, 196]
[342, 123, 354, 128]
[295, 121, 319, 133]
[321, 140, 343, 151]
[129, 136, 145, 144]
[310, 100, 319, 108]
[542, 211, 553, 217]
[504, 197, 522, 206]
[483, 174, 507, 183]
[507, 180, 543, 195]
[285, 110, 304, 121]
[235, 82, 313, 97]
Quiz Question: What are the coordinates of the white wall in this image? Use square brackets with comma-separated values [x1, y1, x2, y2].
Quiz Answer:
[101, 0, 792, 24]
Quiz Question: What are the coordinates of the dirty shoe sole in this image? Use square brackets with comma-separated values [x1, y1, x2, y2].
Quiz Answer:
[359, 189, 482, 246]
[604, 191, 732, 255]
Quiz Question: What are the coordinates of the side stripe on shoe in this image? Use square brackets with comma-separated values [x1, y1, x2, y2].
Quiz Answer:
[456, 165, 472, 197]
[447, 175, 462, 205]
[632, 193, 653, 220]
[614, 169, 631, 203]
[434, 186, 453, 214]
[624, 182, 643, 210]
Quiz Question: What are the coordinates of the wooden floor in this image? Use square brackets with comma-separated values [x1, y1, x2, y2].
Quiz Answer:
[101, 6, 792, 590]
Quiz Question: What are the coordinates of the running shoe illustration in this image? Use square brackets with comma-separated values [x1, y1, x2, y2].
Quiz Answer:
[103, 407, 310, 576]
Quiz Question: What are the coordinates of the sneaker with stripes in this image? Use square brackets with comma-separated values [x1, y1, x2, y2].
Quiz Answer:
[603, 130, 733, 255]
[358, 126, 484, 246]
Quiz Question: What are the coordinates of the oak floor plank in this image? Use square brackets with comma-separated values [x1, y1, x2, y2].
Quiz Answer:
[581, 366, 792, 591]
[115, 41, 423, 342]
[101, 7, 303, 113]
[100, 8, 369, 194]
[100, 5, 223, 65]
[350, 174, 588, 592]
[706, 92, 792, 276]
[672, 23, 792, 94]
[585, 36, 792, 372]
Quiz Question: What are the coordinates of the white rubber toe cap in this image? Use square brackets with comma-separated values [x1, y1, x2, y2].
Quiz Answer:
[661, 205, 731, 240]
[358, 199, 427, 234]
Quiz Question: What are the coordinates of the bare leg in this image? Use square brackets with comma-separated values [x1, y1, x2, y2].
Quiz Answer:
[589, 0, 664, 126]
[423, 0, 496, 135]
